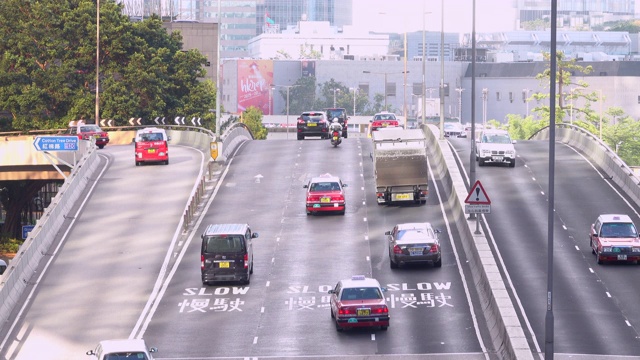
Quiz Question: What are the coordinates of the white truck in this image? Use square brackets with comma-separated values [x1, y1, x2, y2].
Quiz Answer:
[475, 129, 516, 167]
[372, 129, 429, 205]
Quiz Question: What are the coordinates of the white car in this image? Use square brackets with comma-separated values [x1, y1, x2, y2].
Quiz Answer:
[475, 129, 516, 167]
[87, 339, 157, 360]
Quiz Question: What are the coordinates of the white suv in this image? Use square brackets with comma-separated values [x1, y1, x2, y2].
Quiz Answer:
[475, 129, 516, 167]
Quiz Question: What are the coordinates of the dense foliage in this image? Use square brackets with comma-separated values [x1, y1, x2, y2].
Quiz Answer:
[0, 0, 216, 132]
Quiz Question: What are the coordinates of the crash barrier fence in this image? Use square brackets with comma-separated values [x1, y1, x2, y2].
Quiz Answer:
[0, 125, 253, 337]
[0, 143, 99, 334]
[531, 123, 640, 207]
[423, 125, 534, 360]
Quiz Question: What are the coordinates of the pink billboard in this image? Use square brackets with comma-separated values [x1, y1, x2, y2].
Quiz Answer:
[237, 60, 273, 114]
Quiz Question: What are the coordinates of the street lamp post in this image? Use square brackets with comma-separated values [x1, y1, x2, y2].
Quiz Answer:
[482, 88, 488, 127]
[363, 70, 409, 112]
[95, 0, 100, 125]
[421, 4, 431, 125]
[215, 0, 222, 140]
[272, 84, 299, 139]
[455, 87, 464, 121]
[599, 89, 603, 139]
[350, 87, 358, 116]
[333, 89, 340, 108]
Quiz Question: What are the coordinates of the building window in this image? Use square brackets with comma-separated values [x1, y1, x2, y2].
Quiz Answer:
[496, 92, 501, 101]
[386, 82, 397, 97]
[509, 92, 513, 103]
[360, 84, 369, 96]
[413, 83, 423, 96]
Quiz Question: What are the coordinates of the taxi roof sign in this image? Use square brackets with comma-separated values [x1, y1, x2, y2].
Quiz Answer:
[464, 180, 491, 205]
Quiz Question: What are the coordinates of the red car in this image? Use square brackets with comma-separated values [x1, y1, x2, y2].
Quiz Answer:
[303, 173, 347, 215]
[64, 120, 110, 149]
[328, 275, 390, 332]
[590, 214, 640, 264]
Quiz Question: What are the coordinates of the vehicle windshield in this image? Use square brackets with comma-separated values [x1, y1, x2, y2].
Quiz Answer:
[80, 125, 101, 132]
[204, 235, 245, 252]
[103, 353, 148, 360]
[310, 182, 340, 191]
[138, 133, 164, 141]
[483, 134, 511, 144]
[374, 114, 396, 120]
[600, 223, 638, 237]
[341, 287, 382, 300]
[327, 109, 345, 118]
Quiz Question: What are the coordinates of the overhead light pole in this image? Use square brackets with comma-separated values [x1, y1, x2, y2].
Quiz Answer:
[272, 84, 299, 139]
[215, 0, 222, 140]
[95, 0, 100, 125]
[455, 87, 464, 121]
[422, 6, 432, 126]
[363, 70, 409, 112]
[350, 87, 358, 116]
[482, 88, 488, 127]
[333, 88, 340, 108]
[439, 0, 445, 140]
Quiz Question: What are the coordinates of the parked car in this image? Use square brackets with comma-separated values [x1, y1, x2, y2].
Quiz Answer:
[200, 223, 258, 285]
[589, 214, 640, 264]
[303, 173, 347, 215]
[296, 111, 329, 140]
[86, 339, 157, 360]
[328, 275, 390, 332]
[386, 222, 442, 268]
[63, 120, 110, 149]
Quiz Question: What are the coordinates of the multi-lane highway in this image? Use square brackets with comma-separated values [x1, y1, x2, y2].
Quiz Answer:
[1, 133, 492, 359]
[3, 129, 640, 359]
[449, 137, 640, 358]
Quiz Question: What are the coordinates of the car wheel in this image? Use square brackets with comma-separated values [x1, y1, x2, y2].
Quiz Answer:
[596, 250, 603, 264]
[135, 161, 140, 166]
[343, 132, 348, 139]
[335, 321, 343, 332]
[434, 257, 442, 268]
[244, 275, 251, 285]
[389, 254, 398, 269]
[98, 145, 105, 149]
[590, 238, 596, 254]
[509, 159, 515, 168]
[479, 158, 485, 166]
[420, 199, 427, 205]
[380, 325, 388, 331]
[297, 134, 303, 140]
[250, 257, 254, 274]
[165, 158, 169, 165]
[331, 309, 335, 319]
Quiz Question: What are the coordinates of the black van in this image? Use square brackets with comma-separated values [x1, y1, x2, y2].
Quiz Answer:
[200, 224, 258, 285]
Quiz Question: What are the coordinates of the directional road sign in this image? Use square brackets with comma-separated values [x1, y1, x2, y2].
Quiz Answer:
[33, 136, 79, 152]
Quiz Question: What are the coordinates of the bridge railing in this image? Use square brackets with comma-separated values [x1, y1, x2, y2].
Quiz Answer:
[531, 123, 640, 207]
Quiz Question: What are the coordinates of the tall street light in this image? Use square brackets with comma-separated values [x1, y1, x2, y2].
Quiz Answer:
[363, 70, 409, 112]
[350, 87, 358, 116]
[272, 84, 299, 139]
[523, 88, 531, 118]
[421, 7, 432, 126]
[95, 0, 100, 125]
[481, 88, 488, 126]
[439, 0, 445, 140]
[333, 88, 340, 108]
[455, 87, 464, 121]
[215, 0, 222, 140]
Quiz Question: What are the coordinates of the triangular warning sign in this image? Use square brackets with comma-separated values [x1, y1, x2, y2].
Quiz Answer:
[464, 180, 491, 204]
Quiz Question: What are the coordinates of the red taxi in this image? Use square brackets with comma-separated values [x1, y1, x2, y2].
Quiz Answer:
[589, 214, 640, 264]
[134, 127, 170, 166]
[303, 174, 347, 215]
[328, 275, 389, 332]
[368, 112, 400, 137]
[64, 120, 110, 149]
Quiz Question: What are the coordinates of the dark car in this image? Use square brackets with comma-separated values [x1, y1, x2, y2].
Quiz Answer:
[386, 222, 442, 268]
[200, 223, 258, 285]
[296, 111, 329, 140]
[325, 108, 348, 138]
[63, 120, 110, 149]
[328, 275, 389, 332]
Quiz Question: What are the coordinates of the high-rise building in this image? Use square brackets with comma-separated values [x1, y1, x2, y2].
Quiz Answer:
[117, 0, 257, 59]
[516, 0, 635, 29]
[256, 0, 352, 35]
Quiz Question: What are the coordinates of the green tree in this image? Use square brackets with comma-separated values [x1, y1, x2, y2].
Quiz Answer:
[0, 0, 210, 130]
[242, 106, 267, 140]
[278, 76, 317, 115]
[505, 114, 547, 140]
[315, 79, 349, 109]
[603, 115, 640, 166]
[299, 43, 322, 60]
[363, 93, 387, 115]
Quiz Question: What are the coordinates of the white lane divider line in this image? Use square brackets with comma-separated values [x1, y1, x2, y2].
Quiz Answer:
[589, 268, 594, 273]
[364, 217, 367, 222]
[606, 292, 612, 298]
[253, 337, 258, 344]
[266, 281, 270, 287]
[366, 256, 370, 261]
[261, 307, 265, 313]
[371, 334, 375, 341]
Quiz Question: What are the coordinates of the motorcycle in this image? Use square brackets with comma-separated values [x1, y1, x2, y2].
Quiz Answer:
[330, 118, 342, 147]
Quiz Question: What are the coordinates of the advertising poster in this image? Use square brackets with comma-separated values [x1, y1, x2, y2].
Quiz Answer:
[301, 60, 316, 77]
[237, 60, 273, 114]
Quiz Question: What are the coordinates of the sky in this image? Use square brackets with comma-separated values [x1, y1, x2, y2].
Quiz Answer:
[352, 0, 519, 34]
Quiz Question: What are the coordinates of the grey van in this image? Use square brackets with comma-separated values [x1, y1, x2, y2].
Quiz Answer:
[200, 224, 258, 285]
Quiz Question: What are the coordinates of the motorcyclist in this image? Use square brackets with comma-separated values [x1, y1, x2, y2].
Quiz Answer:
[329, 118, 343, 138]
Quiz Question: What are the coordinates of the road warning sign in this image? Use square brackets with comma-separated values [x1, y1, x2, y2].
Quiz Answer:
[464, 180, 491, 205]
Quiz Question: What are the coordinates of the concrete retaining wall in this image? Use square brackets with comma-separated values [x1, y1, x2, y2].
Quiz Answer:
[424, 125, 534, 360]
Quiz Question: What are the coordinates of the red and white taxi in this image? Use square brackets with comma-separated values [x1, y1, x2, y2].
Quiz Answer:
[589, 214, 640, 264]
[303, 173, 347, 215]
[368, 112, 400, 137]
[328, 275, 389, 332]
[134, 127, 170, 166]
[63, 120, 110, 149]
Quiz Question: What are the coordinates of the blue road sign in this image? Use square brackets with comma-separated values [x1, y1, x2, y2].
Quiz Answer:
[22, 225, 35, 239]
[33, 136, 79, 152]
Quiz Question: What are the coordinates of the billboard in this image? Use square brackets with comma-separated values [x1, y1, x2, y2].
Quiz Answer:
[301, 60, 315, 77]
[237, 60, 273, 114]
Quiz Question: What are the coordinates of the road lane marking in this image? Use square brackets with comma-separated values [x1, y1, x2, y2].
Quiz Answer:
[253, 337, 258, 344]
[271, 257, 275, 263]
[371, 334, 375, 341]
[606, 292, 611, 297]
[366, 256, 370, 261]
[363, 217, 367, 222]
[626, 320, 632, 326]
[266, 281, 271, 287]
[261, 307, 265, 313]
[589, 268, 594, 273]
[575, 246, 580, 251]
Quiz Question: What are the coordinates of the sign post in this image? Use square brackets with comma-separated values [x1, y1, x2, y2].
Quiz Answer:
[464, 180, 491, 234]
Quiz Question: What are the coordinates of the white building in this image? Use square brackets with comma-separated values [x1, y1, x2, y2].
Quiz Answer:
[247, 20, 389, 60]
